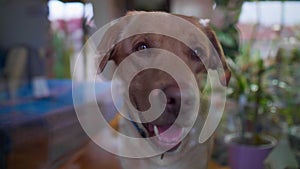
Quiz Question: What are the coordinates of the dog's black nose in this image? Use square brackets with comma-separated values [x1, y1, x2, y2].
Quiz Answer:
[164, 85, 193, 115]
[164, 86, 181, 113]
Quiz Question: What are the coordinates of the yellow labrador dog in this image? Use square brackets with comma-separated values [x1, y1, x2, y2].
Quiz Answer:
[97, 11, 230, 169]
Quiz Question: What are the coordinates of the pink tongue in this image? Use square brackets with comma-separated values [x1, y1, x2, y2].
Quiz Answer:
[158, 125, 182, 143]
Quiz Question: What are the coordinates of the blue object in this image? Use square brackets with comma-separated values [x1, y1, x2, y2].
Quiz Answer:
[0, 79, 112, 168]
[0, 79, 111, 115]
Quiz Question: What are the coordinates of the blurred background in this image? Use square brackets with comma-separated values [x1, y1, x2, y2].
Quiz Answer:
[0, 0, 300, 169]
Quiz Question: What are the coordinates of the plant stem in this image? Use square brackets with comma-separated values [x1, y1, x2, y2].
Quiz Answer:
[254, 65, 263, 138]
[239, 95, 247, 141]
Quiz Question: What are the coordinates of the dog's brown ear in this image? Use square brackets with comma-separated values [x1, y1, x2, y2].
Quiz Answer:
[98, 51, 112, 73]
[98, 11, 140, 73]
[174, 14, 231, 86]
[97, 19, 124, 73]
[202, 26, 231, 86]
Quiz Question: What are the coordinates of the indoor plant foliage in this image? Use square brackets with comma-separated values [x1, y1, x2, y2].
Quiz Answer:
[227, 46, 275, 144]
[270, 41, 300, 163]
[271, 41, 300, 126]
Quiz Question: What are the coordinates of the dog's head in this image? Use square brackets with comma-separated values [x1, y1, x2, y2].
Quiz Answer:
[98, 11, 230, 154]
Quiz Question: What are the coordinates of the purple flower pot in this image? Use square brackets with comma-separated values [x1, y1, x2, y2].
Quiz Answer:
[225, 133, 277, 169]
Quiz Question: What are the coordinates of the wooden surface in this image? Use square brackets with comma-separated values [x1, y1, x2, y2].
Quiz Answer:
[5, 120, 229, 169]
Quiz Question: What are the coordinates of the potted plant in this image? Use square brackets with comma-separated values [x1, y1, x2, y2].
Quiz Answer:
[224, 41, 278, 169]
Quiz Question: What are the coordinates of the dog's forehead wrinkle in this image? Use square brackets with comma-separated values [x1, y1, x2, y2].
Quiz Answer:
[118, 13, 209, 49]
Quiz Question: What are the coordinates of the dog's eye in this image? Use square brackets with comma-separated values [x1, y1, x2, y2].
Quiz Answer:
[135, 42, 148, 51]
[191, 47, 203, 61]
